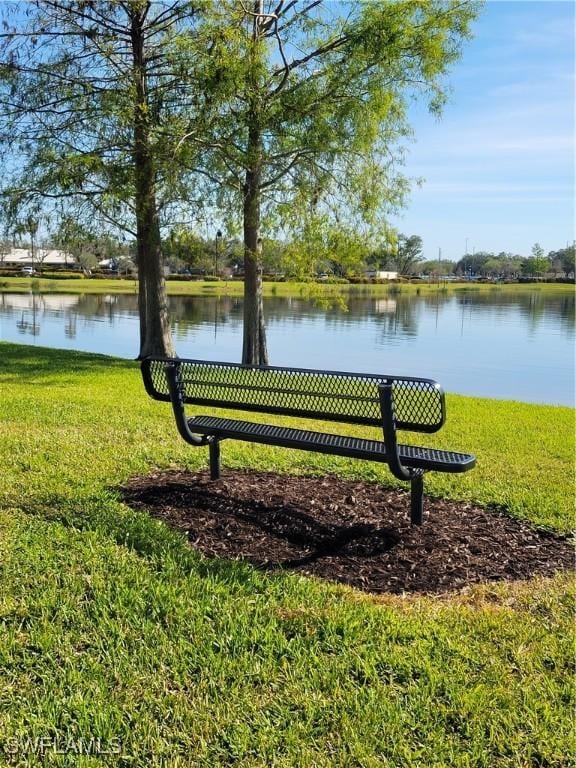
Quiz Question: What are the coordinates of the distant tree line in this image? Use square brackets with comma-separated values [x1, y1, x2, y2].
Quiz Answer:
[421, 243, 575, 280]
[161, 232, 575, 282]
[5, 223, 573, 284]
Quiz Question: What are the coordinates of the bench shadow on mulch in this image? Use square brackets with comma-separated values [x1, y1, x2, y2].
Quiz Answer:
[120, 469, 573, 596]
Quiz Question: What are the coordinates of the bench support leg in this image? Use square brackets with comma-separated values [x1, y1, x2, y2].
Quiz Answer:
[209, 439, 221, 480]
[410, 472, 424, 526]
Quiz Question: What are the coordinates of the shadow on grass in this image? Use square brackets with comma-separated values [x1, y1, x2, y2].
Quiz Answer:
[19, 490, 286, 595]
[17, 473, 575, 598]
[122, 477, 399, 566]
[0, 344, 263, 592]
[0, 341, 136, 381]
[116, 470, 575, 595]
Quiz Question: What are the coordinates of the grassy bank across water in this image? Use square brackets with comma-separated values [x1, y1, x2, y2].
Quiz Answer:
[1, 274, 573, 298]
[0, 342, 574, 766]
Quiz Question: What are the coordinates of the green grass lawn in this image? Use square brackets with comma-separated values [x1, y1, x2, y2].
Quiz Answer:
[1, 274, 573, 299]
[0, 342, 574, 766]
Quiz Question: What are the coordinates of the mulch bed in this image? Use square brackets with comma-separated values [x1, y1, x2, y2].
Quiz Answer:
[120, 469, 573, 595]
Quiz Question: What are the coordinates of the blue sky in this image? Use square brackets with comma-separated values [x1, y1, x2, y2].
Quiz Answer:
[390, 0, 574, 262]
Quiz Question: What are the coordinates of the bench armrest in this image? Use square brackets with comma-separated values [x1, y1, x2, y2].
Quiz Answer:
[378, 382, 414, 481]
[164, 362, 208, 447]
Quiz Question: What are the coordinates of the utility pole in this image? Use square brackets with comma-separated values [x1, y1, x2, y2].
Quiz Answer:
[27, 215, 38, 274]
[215, 229, 222, 277]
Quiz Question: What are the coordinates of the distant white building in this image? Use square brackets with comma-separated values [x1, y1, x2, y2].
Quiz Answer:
[99, 257, 136, 274]
[0, 247, 76, 268]
[365, 269, 398, 280]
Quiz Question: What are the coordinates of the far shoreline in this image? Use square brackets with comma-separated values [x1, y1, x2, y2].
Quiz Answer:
[1, 276, 573, 297]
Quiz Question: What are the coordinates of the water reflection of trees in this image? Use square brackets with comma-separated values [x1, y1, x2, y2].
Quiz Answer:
[0, 292, 129, 339]
[169, 290, 575, 342]
[169, 296, 244, 342]
[0, 289, 573, 345]
[454, 290, 575, 335]
[16, 307, 41, 336]
[8, 293, 42, 337]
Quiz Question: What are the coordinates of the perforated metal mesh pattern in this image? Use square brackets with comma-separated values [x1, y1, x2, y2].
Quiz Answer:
[142, 357, 445, 432]
[188, 416, 474, 472]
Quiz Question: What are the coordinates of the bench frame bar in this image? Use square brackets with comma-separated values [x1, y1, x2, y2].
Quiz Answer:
[153, 359, 451, 525]
[142, 355, 446, 432]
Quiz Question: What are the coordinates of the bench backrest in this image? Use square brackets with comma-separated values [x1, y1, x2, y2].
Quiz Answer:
[141, 357, 445, 433]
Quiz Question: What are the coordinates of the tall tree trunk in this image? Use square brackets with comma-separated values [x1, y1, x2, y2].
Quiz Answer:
[242, 161, 268, 365]
[242, 0, 268, 366]
[134, 184, 174, 360]
[131, 6, 175, 360]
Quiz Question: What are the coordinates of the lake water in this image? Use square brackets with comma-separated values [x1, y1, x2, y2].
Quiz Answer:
[0, 289, 573, 406]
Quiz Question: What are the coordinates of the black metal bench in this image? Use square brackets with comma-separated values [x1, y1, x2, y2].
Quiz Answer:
[141, 357, 476, 525]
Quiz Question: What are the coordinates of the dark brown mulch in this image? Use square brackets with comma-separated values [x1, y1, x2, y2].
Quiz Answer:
[120, 469, 573, 595]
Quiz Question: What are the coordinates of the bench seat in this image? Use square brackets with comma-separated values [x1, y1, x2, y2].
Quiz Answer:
[188, 415, 476, 473]
[141, 356, 476, 525]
